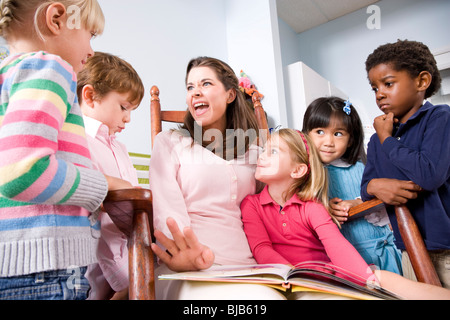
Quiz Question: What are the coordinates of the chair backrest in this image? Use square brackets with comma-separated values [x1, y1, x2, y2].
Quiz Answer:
[150, 85, 269, 148]
[128, 152, 151, 189]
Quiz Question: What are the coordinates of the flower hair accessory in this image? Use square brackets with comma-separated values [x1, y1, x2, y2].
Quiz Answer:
[343, 99, 352, 116]
[238, 70, 264, 99]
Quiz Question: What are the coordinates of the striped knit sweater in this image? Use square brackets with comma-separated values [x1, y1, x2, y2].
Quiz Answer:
[0, 51, 108, 277]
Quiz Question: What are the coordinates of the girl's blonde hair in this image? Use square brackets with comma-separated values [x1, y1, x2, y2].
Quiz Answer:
[274, 128, 339, 226]
[0, 0, 104, 40]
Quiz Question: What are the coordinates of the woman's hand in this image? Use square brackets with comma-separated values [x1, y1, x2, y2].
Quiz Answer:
[151, 217, 215, 272]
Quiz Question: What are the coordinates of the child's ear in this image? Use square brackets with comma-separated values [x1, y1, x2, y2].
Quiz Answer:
[45, 3, 67, 35]
[416, 71, 432, 93]
[81, 85, 96, 108]
[291, 163, 309, 179]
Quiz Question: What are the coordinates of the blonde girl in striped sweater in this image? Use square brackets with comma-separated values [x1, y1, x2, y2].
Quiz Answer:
[0, 0, 132, 300]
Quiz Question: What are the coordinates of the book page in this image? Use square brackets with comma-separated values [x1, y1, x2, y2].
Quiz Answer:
[158, 264, 292, 281]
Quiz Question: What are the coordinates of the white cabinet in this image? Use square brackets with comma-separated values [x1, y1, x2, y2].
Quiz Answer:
[285, 61, 374, 151]
[429, 46, 450, 106]
[285, 61, 348, 131]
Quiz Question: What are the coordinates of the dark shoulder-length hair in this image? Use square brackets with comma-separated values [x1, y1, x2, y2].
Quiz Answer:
[302, 96, 366, 165]
[180, 56, 260, 159]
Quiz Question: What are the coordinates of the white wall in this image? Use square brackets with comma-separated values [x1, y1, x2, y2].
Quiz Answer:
[225, 0, 287, 129]
[279, 0, 450, 126]
[95, 0, 228, 155]
[95, 0, 289, 154]
[3, 0, 447, 155]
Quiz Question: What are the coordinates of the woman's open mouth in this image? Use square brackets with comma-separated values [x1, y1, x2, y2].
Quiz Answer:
[194, 102, 210, 116]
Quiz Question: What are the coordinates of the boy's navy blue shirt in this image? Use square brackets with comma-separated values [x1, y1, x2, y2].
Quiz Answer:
[361, 101, 450, 250]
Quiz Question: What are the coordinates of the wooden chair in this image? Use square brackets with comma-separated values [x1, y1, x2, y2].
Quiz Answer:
[348, 199, 442, 287]
[102, 188, 155, 300]
[150, 85, 269, 147]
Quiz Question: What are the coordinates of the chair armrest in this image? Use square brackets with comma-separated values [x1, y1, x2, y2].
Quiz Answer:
[103, 188, 153, 238]
[348, 198, 384, 220]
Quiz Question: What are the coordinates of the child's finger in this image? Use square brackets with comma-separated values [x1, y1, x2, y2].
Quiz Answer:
[332, 209, 348, 217]
[384, 112, 395, 123]
[330, 197, 342, 204]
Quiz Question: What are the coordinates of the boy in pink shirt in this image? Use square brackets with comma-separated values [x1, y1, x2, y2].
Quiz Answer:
[77, 52, 145, 300]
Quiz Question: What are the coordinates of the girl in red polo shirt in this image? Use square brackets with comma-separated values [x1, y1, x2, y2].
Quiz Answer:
[241, 128, 371, 281]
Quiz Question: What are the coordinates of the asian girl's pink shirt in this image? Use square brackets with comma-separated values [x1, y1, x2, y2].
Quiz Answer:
[150, 130, 258, 266]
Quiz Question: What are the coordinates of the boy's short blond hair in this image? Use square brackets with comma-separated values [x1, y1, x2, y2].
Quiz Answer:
[0, 0, 105, 40]
[77, 52, 145, 106]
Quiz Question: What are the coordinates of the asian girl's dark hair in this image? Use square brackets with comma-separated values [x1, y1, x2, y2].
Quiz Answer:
[302, 96, 366, 165]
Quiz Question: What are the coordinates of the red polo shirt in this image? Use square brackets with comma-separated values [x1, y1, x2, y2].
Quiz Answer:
[241, 186, 371, 280]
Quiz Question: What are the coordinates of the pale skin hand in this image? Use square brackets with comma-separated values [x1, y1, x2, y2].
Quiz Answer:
[110, 288, 128, 300]
[104, 174, 134, 191]
[330, 198, 363, 224]
[151, 217, 215, 272]
[367, 178, 421, 206]
[373, 270, 450, 300]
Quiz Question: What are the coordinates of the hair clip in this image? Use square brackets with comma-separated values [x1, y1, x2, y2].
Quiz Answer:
[343, 100, 352, 116]
[269, 125, 282, 134]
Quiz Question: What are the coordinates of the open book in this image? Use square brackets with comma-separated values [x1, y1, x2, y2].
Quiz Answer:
[158, 261, 402, 300]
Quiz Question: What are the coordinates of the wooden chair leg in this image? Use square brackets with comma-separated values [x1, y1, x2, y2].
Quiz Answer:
[129, 209, 155, 300]
[349, 200, 442, 287]
[395, 205, 442, 287]
[103, 189, 156, 300]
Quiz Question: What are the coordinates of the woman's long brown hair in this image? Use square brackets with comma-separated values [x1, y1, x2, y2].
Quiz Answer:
[180, 56, 260, 160]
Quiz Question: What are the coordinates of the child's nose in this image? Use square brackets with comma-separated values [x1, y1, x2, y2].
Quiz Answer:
[87, 45, 94, 59]
[324, 134, 334, 146]
[124, 111, 131, 123]
[376, 89, 386, 100]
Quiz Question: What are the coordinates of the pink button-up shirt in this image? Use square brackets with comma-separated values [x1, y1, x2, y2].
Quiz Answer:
[150, 130, 259, 266]
[241, 186, 371, 280]
[83, 116, 139, 299]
